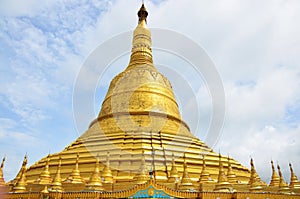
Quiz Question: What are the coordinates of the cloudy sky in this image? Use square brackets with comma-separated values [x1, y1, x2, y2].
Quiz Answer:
[0, 0, 300, 183]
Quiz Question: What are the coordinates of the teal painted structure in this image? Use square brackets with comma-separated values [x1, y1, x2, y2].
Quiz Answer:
[129, 185, 176, 198]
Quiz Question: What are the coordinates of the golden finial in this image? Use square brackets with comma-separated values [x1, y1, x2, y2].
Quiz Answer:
[214, 153, 231, 192]
[13, 167, 27, 193]
[179, 153, 194, 191]
[227, 156, 238, 184]
[289, 162, 300, 189]
[198, 155, 212, 183]
[102, 152, 113, 184]
[23, 154, 27, 165]
[248, 158, 264, 192]
[0, 156, 5, 186]
[277, 164, 289, 192]
[87, 155, 103, 191]
[269, 160, 280, 187]
[168, 153, 179, 183]
[138, 2, 148, 23]
[51, 156, 62, 192]
[38, 155, 52, 185]
[135, 150, 148, 184]
[65, 153, 85, 184]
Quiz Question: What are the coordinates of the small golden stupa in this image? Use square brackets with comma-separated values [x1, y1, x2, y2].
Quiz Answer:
[1, 3, 299, 199]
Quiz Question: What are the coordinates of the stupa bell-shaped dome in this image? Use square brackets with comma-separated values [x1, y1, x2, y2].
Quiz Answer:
[97, 4, 191, 141]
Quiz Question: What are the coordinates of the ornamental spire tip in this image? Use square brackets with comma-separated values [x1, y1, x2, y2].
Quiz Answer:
[138, 3, 148, 23]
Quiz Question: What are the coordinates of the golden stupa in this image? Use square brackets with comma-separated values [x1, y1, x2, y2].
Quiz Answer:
[1, 3, 300, 199]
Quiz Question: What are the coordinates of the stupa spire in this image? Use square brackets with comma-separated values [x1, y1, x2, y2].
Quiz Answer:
[227, 156, 238, 184]
[198, 156, 212, 183]
[168, 153, 179, 183]
[102, 152, 113, 184]
[248, 158, 264, 192]
[0, 156, 5, 186]
[13, 162, 27, 193]
[13, 155, 27, 184]
[87, 155, 103, 191]
[277, 164, 289, 192]
[38, 155, 52, 185]
[179, 153, 194, 191]
[66, 153, 85, 184]
[214, 153, 231, 192]
[289, 163, 300, 189]
[51, 156, 62, 192]
[269, 160, 280, 187]
[127, 2, 153, 68]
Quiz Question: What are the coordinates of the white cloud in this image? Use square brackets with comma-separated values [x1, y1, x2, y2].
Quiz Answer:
[0, 0, 114, 180]
[0, 0, 53, 17]
[0, 0, 114, 125]
[212, 66, 300, 181]
[226, 67, 299, 126]
[218, 124, 300, 182]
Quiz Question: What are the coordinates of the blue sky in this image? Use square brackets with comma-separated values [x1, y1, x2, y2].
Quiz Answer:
[0, 0, 300, 183]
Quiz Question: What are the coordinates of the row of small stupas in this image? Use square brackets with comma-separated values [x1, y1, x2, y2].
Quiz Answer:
[0, 154, 300, 194]
[1, 3, 300, 199]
